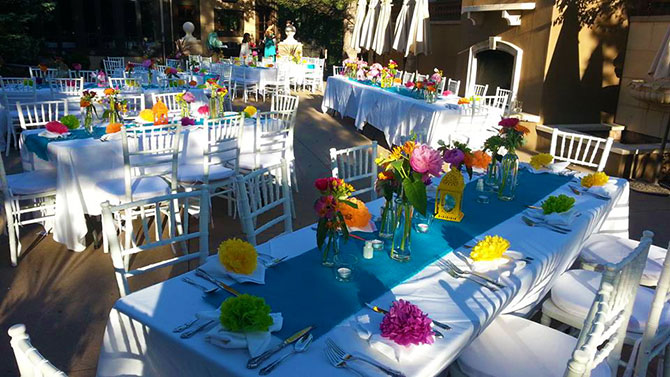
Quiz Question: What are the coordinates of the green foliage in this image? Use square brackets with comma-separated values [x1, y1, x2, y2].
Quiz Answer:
[402, 175, 427, 216]
[60, 115, 80, 130]
[541, 194, 576, 215]
[0, 0, 56, 64]
[219, 294, 274, 332]
[483, 135, 505, 159]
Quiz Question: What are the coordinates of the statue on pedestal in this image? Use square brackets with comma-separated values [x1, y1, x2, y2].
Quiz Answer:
[176, 22, 203, 56]
[278, 20, 303, 61]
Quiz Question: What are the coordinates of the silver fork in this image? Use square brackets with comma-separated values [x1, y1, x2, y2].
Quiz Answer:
[568, 184, 609, 200]
[521, 216, 569, 234]
[182, 277, 218, 294]
[326, 338, 406, 377]
[437, 259, 498, 291]
[443, 259, 505, 289]
[325, 345, 370, 377]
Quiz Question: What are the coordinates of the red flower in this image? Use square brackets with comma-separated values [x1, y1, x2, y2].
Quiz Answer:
[498, 117, 520, 128]
[314, 178, 330, 191]
[45, 121, 68, 134]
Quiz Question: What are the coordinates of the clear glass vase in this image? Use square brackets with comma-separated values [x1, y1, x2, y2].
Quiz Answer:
[484, 158, 500, 192]
[498, 151, 519, 201]
[391, 198, 413, 262]
[209, 96, 218, 119]
[378, 199, 396, 240]
[321, 229, 341, 267]
[83, 107, 94, 133]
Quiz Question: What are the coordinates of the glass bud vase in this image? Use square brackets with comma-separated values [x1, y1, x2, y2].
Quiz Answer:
[83, 107, 94, 133]
[391, 198, 413, 262]
[484, 158, 500, 192]
[209, 96, 218, 119]
[378, 198, 396, 240]
[321, 229, 341, 267]
[498, 151, 519, 201]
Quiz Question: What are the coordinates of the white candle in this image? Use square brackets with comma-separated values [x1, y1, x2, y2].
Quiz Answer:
[337, 267, 352, 279]
[371, 239, 384, 251]
[363, 241, 374, 259]
[417, 223, 429, 233]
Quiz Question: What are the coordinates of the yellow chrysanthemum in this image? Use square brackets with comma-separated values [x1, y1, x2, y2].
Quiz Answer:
[139, 109, 154, 122]
[390, 146, 404, 160]
[175, 93, 184, 102]
[218, 238, 258, 275]
[243, 106, 257, 118]
[470, 235, 510, 262]
[530, 153, 554, 170]
[581, 172, 609, 188]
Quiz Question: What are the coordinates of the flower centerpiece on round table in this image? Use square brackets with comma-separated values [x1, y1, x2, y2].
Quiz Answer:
[375, 139, 443, 262]
[380, 300, 434, 346]
[314, 177, 357, 266]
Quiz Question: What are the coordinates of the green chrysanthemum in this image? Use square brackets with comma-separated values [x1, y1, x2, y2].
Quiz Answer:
[219, 294, 273, 332]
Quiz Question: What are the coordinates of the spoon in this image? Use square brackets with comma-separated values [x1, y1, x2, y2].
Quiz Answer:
[259, 334, 313, 375]
[182, 277, 218, 294]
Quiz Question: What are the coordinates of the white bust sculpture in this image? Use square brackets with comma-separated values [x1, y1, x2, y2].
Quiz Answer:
[283, 21, 299, 44]
[180, 21, 202, 55]
[182, 22, 197, 43]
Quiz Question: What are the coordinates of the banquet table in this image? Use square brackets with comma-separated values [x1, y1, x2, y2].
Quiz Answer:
[96, 171, 630, 377]
[321, 76, 502, 149]
[19, 118, 259, 252]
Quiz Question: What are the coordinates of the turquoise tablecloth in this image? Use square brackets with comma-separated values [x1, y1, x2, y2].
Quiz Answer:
[24, 127, 107, 161]
[222, 171, 572, 340]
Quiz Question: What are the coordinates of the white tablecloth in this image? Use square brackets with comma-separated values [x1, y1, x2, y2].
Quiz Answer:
[321, 76, 502, 149]
[20, 120, 257, 251]
[96, 177, 629, 377]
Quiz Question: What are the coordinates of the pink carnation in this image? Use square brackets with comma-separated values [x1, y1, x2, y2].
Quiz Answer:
[443, 148, 465, 166]
[404, 81, 414, 88]
[45, 121, 68, 134]
[380, 300, 434, 347]
[182, 92, 196, 103]
[197, 105, 209, 115]
[410, 144, 443, 176]
[499, 117, 520, 128]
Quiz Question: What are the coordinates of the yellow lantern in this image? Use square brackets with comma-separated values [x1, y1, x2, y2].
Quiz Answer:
[152, 100, 168, 125]
[435, 168, 465, 222]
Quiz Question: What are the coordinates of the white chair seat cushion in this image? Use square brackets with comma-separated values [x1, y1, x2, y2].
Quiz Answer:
[457, 314, 611, 377]
[551, 269, 670, 334]
[238, 152, 283, 170]
[7, 170, 57, 195]
[96, 176, 170, 201]
[581, 234, 668, 286]
[177, 164, 234, 182]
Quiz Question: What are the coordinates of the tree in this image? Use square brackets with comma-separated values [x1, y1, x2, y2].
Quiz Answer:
[0, 0, 56, 65]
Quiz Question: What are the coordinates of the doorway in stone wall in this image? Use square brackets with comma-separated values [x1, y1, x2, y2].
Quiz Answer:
[475, 50, 514, 95]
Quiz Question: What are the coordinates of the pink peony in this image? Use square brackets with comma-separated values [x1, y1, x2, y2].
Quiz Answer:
[181, 117, 195, 126]
[499, 117, 520, 128]
[45, 121, 68, 134]
[443, 148, 465, 166]
[443, 90, 452, 96]
[380, 300, 434, 346]
[197, 105, 209, 115]
[410, 144, 443, 176]
[182, 92, 196, 103]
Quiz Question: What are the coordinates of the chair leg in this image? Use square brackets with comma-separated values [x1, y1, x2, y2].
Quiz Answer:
[540, 313, 551, 326]
[5, 200, 18, 266]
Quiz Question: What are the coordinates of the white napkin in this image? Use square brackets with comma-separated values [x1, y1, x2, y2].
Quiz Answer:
[523, 208, 578, 227]
[586, 182, 617, 198]
[199, 257, 267, 284]
[349, 220, 377, 233]
[100, 132, 122, 142]
[526, 161, 570, 174]
[39, 130, 69, 139]
[200, 311, 283, 357]
[351, 314, 431, 363]
[462, 250, 526, 278]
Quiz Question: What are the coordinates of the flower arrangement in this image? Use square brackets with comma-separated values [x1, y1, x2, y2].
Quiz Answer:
[342, 58, 366, 78]
[497, 117, 529, 152]
[189, 80, 198, 87]
[96, 70, 107, 87]
[457, 97, 470, 105]
[99, 88, 127, 124]
[218, 238, 258, 275]
[165, 67, 179, 78]
[46, 121, 68, 134]
[139, 109, 154, 123]
[60, 115, 80, 130]
[541, 194, 576, 215]
[106, 123, 122, 134]
[530, 153, 554, 170]
[314, 177, 357, 265]
[470, 235, 510, 261]
[337, 197, 371, 229]
[219, 294, 273, 332]
[80, 90, 98, 130]
[380, 300, 434, 346]
[142, 59, 155, 83]
[367, 63, 383, 83]
[242, 105, 257, 118]
[205, 78, 228, 117]
[581, 172, 609, 188]
[175, 91, 195, 117]
[430, 68, 443, 85]
[437, 140, 490, 178]
[125, 62, 134, 75]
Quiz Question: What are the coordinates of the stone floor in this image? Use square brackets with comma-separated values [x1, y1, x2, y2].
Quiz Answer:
[0, 92, 668, 376]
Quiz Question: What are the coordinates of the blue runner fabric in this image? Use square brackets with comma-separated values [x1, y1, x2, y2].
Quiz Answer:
[220, 171, 571, 340]
[24, 127, 107, 161]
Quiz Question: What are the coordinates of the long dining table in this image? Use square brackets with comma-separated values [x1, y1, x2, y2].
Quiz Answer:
[95, 170, 629, 377]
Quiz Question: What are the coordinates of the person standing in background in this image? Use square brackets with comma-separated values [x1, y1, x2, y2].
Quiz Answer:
[239, 33, 252, 60]
[264, 23, 277, 62]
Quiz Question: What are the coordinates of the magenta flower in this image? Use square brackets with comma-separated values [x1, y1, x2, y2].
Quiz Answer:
[443, 90, 452, 96]
[197, 105, 209, 116]
[45, 121, 68, 134]
[499, 117, 520, 128]
[142, 59, 153, 68]
[182, 92, 196, 103]
[181, 117, 195, 126]
[72, 63, 82, 71]
[314, 195, 336, 218]
[443, 148, 465, 166]
[410, 144, 443, 176]
[404, 81, 415, 89]
[380, 300, 434, 347]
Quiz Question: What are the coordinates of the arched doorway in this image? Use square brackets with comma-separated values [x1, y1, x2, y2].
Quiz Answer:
[466, 37, 522, 100]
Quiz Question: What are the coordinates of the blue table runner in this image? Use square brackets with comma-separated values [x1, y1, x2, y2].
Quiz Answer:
[24, 127, 107, 161]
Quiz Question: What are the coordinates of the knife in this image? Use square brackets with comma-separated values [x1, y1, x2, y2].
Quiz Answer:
[365, 303, 451, 330]
[246, 325, 314, 369]
[195, 269, 241, 297]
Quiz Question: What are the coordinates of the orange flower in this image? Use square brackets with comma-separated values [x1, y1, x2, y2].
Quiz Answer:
[80, 100, 91, 108]
[337, 198, 371, 229]
[514, 124, 530, 134]
[458, 98, 471, 105]
[104, 88, 115, 96]
[106, 123, 122, 134]
[189, 80, 197, 86]
[378, 171, 395, 181]
[402, 140, 416, 155]
[415, 82, 424, 90]
[393, 78, 401, 84]
[470, 150, 492, 169]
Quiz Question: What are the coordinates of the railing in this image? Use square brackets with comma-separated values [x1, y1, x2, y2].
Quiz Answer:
[430, 1, 462, 21]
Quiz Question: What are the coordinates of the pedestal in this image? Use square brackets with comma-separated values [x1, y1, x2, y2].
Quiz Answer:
[278, 42, 303, 60]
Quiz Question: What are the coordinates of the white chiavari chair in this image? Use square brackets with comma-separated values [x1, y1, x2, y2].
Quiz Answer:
[231, 66, 259, 102]
[238, 110, 294, 171]
[482, 94, 509, 112]
[401, 71, 415, 83]
[437, 78, 447, 94]
[270, 94, 299, 114]
[8, 324, 67, 376]
[415, 73, 428, 82]
[1, 153, 56, 266]
[49, 78, 84, 103]
[262, 67, 290, 101]
[549, 128, 613, 172]
[201, 56, 212, 69]
[329, 142, 378, 200]
[302, 65, 323, 93]
[103, 57, 124, 75]
[68, 69, 97, 83]
[108, 77, 142, 94]
[472, 83, 489, 96]
[446, 78, 460, 95]
[333, 65, 344, 76]
[452, 231, 653, 377]
[1, 78, 37, 154]
[219, 63, 233, 87]
[166, 59, 181, 69]
[151, 92, 183, 117]
[235, 160, 293, 246]
[16, 101, 68, 131]
[101, 188, 210, 297]
[28, 67, 58, 81]
[120, 94, 146, 121]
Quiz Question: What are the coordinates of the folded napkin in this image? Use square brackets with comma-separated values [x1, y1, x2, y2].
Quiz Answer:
[586, 182, 617, 199]
[349, 221, 377, 233]
[38, 130, 69, 139]
[526, 161, 571, 174]
[100, 132, 122, 142]
[200, 311, 283, 357]
[523, 208, 578, 227]
[199, 257, 267, 284]
[351, 314, 431, 363]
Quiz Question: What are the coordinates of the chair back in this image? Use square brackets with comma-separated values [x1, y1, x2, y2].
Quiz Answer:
[151, 92, 183, 116]
[16, 101, 68, 130]
[333, 65, 344, 76]
[120, 94, 146, 120]
[472, 84, 489, 96]
[271, 94, 299, 113]
[565, 231, 653, 377]
[8, 324, 67, 377]
[49, 78, 84, 98]
[0, 78, 37, 105]
[483, 94, 508, 112]
[166, 59, 181, 69]
[108, 77, 142, 93]
[415, 73, 427, 82]
[220, 64, 233, 81]
[633, 240, 670, 377]
[437, 78, 447, 94]
[121, 123, 182, 201]
[231, 65, 246, 81]
[550, 128, 613, 172]
[103, 57, 125, 74]
[101, 188, 210, 297]
[246, 111, 294, 170]
[235, 160, 293, 246]
[68, 70, 97, 83]
[157, 77, 184, 91]
[329, 142, 378, 200]
[28, 67, 58, 81]
[401, 71, 415, 83]
[201, 115, 244, 184]
[447, 79, 460, 95]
